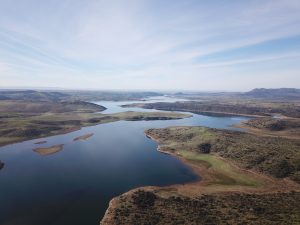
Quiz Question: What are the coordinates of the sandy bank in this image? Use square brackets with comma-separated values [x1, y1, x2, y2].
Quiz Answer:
[33, 144, 64, 156]
[73, 133, 94, 141]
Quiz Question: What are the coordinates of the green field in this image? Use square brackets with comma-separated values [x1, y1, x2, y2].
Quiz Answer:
[178, 150, 262, 187]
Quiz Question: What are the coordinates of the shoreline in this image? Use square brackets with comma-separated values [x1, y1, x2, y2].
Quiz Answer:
[0, 126, 82, 148]
[189, 110, 266, 118]
[100, 128, 300, 224]
[142, 131, 296, 193]
[33, 144, 64, 156]
[234, 122, 300, 140]
[2, 104, 299, 223]
[144, 129, 300, 190]
[0, 111, 189, 148]
[1, 106, 282, 149]
[122, 103, 270, 118]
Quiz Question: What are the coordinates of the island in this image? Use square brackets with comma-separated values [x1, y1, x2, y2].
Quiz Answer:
[33, 144, 64, 156]
[34, 141, 47, 144]
[73, 133, 94, 141]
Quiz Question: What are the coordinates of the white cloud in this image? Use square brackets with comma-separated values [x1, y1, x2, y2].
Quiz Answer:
[0, 0, 299, 90]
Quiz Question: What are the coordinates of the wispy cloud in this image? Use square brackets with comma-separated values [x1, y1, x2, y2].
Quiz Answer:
[0, 0, 299, 90]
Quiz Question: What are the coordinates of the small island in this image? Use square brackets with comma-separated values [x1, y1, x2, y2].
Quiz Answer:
[73, 133, 94, 141]
[34, 141, 47, 145]
[33, 144, 64, 156]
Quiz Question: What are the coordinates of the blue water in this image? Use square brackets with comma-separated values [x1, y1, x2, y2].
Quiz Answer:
[0, 97, 249, 225]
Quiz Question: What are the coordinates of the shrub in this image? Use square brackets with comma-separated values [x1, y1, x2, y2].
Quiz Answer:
[197, 143, 211, 153]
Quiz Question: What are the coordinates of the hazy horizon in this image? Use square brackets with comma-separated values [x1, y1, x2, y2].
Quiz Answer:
[1, 0, 300, 91]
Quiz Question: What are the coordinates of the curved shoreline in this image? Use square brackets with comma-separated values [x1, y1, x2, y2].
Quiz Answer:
[100, 127, 300, 224]
[0, 111, 190, 148]
[143, 129, 300, 191]
[121, 103, 273, 118]
[100, 133, 201, 224]
[2, 98, 298, 224]
[234, 122, 300, 140]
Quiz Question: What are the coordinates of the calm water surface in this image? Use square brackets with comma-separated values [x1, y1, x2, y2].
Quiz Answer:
[0, 97, 249, 225]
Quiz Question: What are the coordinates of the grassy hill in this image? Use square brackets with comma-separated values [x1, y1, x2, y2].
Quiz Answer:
[0, 90, 162, 102]
[101, 126, 300, 225]
[0, 90, 69, 101]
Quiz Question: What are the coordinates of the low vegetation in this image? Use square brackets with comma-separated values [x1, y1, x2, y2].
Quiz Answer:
[237, 117, 300, 139]
[0, 90, 69, 101]
[146, 127, 300, 182]
[0, 101, 189, 147]
[0, 90, 162, 102]
[101, 126, 300, 224]
[101, 190, 300, 225]
[244, 117, 300, 131]
[124, 100, 300, 117]
[116, 111, 191, 121]
[243, 88, 300, 100]
[172, 88, 300, 101]
[0, 100, 105, 114]
[2, 89, 300, 224]
[66, 90, 161, 101]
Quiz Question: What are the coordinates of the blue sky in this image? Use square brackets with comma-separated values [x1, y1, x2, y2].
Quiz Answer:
[0, 0, 300, 91]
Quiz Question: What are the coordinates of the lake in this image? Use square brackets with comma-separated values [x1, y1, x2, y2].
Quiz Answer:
[0, 97, 249, 225]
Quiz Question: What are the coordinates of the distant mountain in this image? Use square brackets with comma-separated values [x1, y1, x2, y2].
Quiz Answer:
[243, 88, 300, 100]
[0, 90, 162, 102]
[0, 90, 69, 101]
[65, 91, 162, 101]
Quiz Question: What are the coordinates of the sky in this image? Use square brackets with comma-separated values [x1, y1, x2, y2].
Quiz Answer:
[0, 0, 300, 91]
